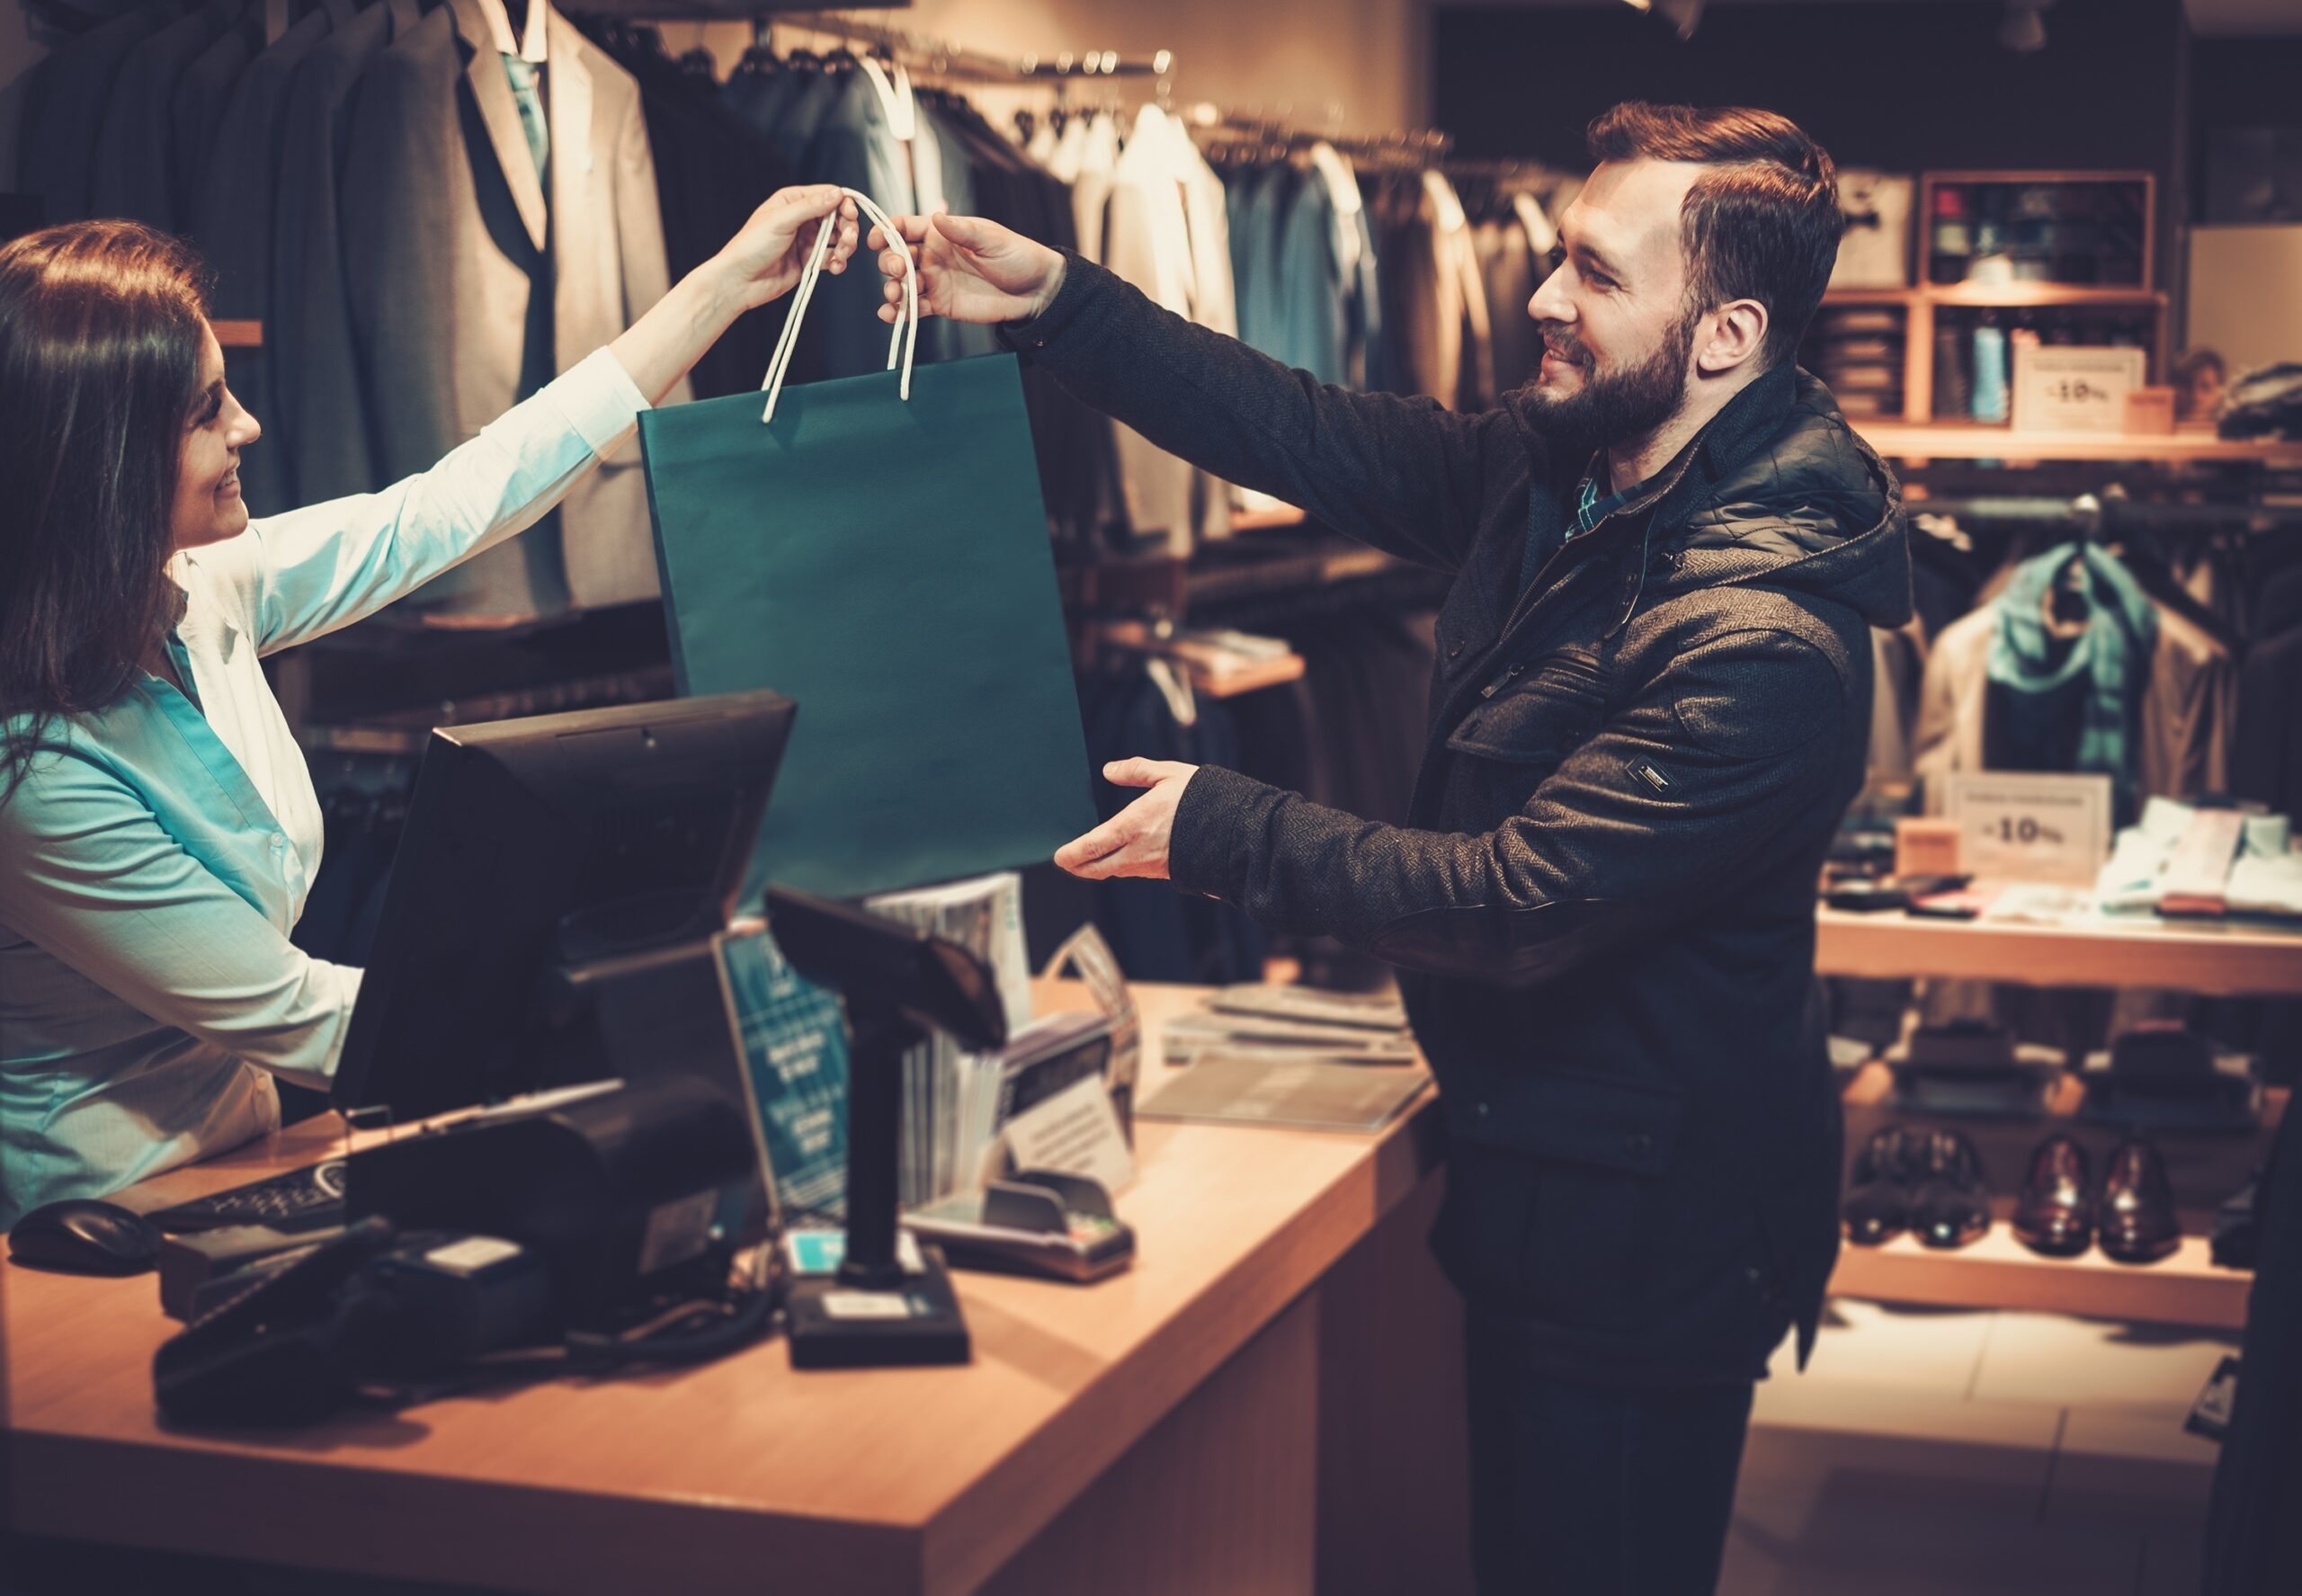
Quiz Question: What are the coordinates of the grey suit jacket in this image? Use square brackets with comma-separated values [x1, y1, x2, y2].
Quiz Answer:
[342, 0, 681, 618]
[193, 3, 334, 519]
[17, 4, 164, 222]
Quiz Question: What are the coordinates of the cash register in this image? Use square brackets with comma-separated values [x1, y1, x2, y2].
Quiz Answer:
[147, 689, 798, 1241]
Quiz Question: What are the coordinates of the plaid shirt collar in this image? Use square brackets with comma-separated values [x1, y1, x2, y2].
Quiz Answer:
[1571, 465, 1627, 539]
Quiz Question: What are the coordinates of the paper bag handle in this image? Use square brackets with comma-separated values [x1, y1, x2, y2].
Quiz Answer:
[762, 187, 919, 424]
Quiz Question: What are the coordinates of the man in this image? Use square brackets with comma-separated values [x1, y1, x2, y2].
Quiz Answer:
[875, 103, 1911, 1593]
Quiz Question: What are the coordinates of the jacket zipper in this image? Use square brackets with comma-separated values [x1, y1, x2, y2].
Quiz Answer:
[1498, 443, 1702, 646]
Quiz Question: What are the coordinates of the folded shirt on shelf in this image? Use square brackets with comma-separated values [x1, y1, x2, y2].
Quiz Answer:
[2096, 798, 2302, 918]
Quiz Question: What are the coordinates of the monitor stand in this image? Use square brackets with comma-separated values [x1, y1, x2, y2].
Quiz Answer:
[536, 930, 776, 1248]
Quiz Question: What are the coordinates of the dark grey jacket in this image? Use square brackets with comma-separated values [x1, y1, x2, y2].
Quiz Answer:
[1008, 255, 1914, 1385]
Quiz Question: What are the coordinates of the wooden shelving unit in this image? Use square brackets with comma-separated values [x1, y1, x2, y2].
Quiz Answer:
[213, 319, 262, 349]
[1815, 170, 2165, 428]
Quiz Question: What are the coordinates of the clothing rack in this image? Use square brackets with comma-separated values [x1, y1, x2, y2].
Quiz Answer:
[1187, 109, 1453, 168]
[1441, 157, 1575, 183]
[760, 11, 1173, 86]
[1917, 491, 2302, 535]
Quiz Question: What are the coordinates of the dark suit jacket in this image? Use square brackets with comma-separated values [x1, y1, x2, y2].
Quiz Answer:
[17, 4, 164, 222]
[89, 0, 229, 228]
[192, 3, 333, 519]
[270, 0, 403, 509]
[167, 8, 261, 232]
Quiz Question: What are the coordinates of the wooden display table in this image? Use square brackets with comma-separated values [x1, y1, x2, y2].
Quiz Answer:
[1816, 903, 2302, 998]
[0, 985, 1472, 1596]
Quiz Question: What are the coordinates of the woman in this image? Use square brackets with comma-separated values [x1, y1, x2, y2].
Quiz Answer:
[0, 188, 859, 1226]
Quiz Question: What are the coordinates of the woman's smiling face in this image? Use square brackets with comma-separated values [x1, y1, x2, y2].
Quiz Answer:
[170, 324, 261, 551]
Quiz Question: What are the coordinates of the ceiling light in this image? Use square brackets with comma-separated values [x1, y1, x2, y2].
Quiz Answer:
[2001, 0, 2051, 52]
[1621, 0, 1704, 40]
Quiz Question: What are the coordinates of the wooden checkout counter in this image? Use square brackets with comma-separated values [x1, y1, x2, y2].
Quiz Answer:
[6, 931, 2288, 1593]
[1, 984, 1476, 1596]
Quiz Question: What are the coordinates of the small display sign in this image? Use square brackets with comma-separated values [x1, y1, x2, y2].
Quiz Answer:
[2011, 344, 2148, 434]
[1943, 772, 2113, 888]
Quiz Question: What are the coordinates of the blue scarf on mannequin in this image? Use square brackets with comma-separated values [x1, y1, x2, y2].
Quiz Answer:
[1985, 542, 2159, 817]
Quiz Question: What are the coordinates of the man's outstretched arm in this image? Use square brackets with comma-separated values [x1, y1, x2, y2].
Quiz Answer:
[871, 213, 1512, 575]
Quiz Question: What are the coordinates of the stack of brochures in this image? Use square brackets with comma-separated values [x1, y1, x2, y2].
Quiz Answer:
[1141, 985, 1429, 1134]
[866, 873, 1032, 1207]
[1163, 984, 1417, 1068]
[865, 875, 1120, 1207]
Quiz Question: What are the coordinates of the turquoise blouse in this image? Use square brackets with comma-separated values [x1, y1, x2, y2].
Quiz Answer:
[0, 349, 649, 1226]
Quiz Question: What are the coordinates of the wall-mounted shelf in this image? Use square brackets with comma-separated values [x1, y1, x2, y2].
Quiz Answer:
[1825, 285, 2167, 310]
[213, 319, 262, 349]
[1850, 423, 2302, 467]
[1228, 504, 1308, 532]
[1190, 652, 1307, 697]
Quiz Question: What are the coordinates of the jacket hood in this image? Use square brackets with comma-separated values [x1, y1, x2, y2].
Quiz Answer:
[1507, 364, 1914, 630]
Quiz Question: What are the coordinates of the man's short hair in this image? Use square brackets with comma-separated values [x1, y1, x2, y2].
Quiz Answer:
[1587, 102, 1842, 371]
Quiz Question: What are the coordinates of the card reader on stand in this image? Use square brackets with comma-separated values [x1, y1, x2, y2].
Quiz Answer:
[904, 1170, 1135, 1284]
[764, 887, 1007, 1369]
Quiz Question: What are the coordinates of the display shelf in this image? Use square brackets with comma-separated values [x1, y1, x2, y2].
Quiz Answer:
[212, 319, 262, 348]
[1817, 287, 1918, 307]
[1189, 652, 1307, 697]
[1816, 905, 2302, 996]
[1926, 282, 2164, 309]
[1828, 1065, 2279, 1330]
[1227, 504, 1308, 532]
[1851, 422, 2302, 466]
[1919, 169, 2157, 292]
[1828, 1228, 2246, 1330]
[1825, 285, 2165, 309]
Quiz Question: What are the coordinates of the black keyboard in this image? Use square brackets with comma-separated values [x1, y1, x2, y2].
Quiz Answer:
[147, 1158, 348, 1235]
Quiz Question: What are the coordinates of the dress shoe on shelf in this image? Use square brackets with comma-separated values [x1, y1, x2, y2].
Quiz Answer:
[2012, 1134, 2093, 1258]
[1908, 1128, 1992, 1250]
[1842, 1126, 1925, 1245]
[2100, 1139, 2182, 1265]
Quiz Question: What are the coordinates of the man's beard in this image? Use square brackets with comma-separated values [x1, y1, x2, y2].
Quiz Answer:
[1517, 304, 1701, 457]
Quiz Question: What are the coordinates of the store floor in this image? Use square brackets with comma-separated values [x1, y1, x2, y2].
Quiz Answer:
[1725, 1297, 2235, 1596]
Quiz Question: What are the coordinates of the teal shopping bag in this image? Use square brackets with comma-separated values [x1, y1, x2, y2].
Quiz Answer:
[641, 192, 1094, 903]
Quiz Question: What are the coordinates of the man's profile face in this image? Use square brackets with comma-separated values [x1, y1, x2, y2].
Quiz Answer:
[1519, 159, 1708, 455]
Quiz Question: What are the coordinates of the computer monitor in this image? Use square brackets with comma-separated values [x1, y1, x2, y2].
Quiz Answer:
[329, 690, 798, 1124]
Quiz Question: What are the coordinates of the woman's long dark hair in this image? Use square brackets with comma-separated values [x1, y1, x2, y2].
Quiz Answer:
[0, 220, 210, 802]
